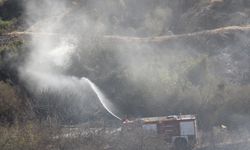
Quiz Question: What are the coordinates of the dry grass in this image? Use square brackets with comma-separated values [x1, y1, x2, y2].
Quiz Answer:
[0, 122, 58, 150]
[0, 121, 172, 150]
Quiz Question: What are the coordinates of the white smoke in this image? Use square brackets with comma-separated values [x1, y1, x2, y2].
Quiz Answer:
[20, 0, 208, 119]
[20, 0, 122, 120]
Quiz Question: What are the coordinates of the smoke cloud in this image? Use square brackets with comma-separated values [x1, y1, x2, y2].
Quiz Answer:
[19, 0, 122, 120]
[18, 0, 250, 129]
[19, 0, 179, 119]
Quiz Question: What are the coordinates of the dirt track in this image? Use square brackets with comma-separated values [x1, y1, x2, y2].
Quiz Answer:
[4, 25, 250, 40]
[1, 25, 250, 54]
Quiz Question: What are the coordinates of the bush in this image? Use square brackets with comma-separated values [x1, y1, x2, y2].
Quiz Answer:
[0, 122, 61, 150]
[0, 17, 15, 34]
[0, 81, 20, 123]
[0, 81, 28, 124]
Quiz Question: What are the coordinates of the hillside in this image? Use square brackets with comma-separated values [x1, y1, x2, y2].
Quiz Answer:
[0, 0, 250, 149]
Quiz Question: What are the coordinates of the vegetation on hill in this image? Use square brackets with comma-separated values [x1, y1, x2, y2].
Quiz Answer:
[0, 0, 250, 149]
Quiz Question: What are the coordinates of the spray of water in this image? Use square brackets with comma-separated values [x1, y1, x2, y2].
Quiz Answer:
[81, 77, 122, 120]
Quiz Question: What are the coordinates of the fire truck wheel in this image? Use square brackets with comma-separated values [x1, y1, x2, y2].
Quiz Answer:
[174, 138, 188, 150]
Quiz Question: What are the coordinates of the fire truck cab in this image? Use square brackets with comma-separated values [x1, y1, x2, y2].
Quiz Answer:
[122, 114, 197, 150]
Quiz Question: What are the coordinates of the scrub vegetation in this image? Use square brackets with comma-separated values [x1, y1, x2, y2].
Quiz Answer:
[0, 0, 250, 149]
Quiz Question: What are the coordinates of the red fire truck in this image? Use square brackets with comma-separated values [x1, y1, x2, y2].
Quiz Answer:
[122, 114, 198, 150]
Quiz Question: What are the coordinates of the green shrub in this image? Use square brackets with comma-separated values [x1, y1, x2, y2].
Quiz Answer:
[0, 17, 15, 34]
